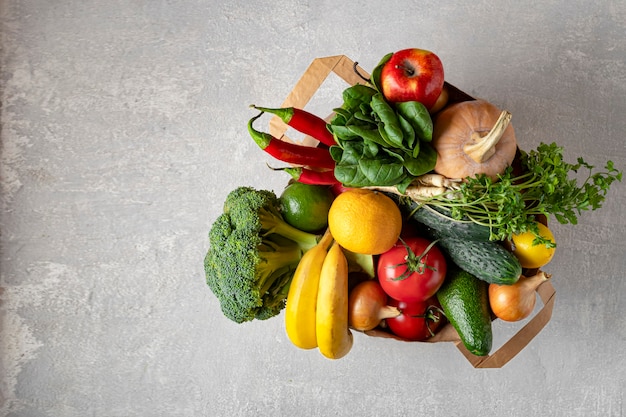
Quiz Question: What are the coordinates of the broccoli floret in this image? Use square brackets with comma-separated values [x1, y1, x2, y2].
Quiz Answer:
[204, 186, 320, 323]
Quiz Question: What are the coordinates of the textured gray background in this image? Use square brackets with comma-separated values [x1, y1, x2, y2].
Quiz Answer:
[1, 1, 625, 416]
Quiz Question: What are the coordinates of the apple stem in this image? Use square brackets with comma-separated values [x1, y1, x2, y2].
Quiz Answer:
[395, 64, 415, 77]
[463, 110, 512, 163]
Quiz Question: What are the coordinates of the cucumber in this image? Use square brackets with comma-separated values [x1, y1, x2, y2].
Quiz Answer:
[429, 229, 522, 285]
[437, 264, 492, 356]
[409, 204, 492, 242]
[386, 194, 492, 241]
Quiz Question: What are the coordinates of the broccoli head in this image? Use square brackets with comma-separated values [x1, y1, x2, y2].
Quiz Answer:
[204, 186, 320, 323]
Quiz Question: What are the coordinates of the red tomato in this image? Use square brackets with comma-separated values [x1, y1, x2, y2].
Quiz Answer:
[377, 237, 447, 303]
[386, 297, 445, 341]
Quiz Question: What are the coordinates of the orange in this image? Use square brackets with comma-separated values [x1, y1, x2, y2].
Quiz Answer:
[328, 189, 402, 255]
[510, 222, 556, 269]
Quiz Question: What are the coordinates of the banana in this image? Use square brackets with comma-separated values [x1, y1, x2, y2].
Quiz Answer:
[284, 229, 334, 349]
[316, 240, 353, 359]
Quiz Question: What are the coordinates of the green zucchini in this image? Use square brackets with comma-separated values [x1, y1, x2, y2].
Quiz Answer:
[431, 229, 522, 285]
[437, 264, 492, 356]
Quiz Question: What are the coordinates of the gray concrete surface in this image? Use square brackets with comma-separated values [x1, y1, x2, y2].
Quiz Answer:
[1, 1, 625, 416]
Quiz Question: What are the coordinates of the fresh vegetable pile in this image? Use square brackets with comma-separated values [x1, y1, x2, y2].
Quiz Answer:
[204, 49, 622, 363]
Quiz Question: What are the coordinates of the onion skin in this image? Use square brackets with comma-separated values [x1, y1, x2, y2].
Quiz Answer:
[348, 280, 400, 331]
[489, 271, 551, 322]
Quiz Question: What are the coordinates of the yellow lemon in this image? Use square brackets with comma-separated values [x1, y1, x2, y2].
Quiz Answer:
[510, 222, 556, 269]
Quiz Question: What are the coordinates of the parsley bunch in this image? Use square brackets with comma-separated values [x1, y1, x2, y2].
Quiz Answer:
[423, 142, 622, 243]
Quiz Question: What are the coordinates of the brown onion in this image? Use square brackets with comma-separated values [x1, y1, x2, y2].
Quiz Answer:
[489, 271, 551, 322]
[348, 280, 400, 331]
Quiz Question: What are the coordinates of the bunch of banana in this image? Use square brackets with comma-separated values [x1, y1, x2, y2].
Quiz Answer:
[284, 229, 353, 359]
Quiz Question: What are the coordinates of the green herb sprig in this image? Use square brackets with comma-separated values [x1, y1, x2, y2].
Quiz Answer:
[404, 142, 622, 244]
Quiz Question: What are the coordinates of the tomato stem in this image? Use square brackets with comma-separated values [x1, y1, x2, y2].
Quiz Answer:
[390, 238, 440, 281]
[404, 305, 445, 337]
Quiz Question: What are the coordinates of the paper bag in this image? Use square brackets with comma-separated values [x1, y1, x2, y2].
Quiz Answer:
[270, 54, 557, 368]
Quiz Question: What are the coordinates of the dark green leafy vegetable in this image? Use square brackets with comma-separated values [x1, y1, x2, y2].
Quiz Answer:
[328, 82, 437, 191]
[370, 52, 392, 92]
[395, 101, 433, 142]
[371, 93, 404, 147]
[398, 114, 417, 150]
[403, 143, 438, 176]
[342, 84, 378, 109]
[331, 141, 406, 186]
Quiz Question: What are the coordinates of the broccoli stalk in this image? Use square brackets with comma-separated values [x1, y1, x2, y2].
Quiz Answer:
[254, 240, 301, 296]
[256, 203, 318, 252]
[204, 186, 320, 323]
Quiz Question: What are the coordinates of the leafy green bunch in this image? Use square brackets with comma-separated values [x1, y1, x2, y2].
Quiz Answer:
[422, 142, 622, 243]
[327, 83, 437, 192]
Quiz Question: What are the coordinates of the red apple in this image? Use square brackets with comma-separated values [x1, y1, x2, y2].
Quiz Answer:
[379, 48, 444, 110]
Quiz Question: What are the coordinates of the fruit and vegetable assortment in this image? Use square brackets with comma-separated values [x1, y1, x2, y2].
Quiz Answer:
[204, 48, 622, 361]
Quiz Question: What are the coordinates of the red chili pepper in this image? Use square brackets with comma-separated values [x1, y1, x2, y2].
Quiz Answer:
[248, 113, 336, 169]
[250, 105, 336, 147]
[271, 166, 339, 186]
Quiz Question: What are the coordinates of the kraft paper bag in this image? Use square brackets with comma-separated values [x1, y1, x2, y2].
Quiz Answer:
[271, 54, 557, 369]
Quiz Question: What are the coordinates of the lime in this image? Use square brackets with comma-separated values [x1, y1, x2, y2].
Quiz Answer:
[280, 182, 335, 233]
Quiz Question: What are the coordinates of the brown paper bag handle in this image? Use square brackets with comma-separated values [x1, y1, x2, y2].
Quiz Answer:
[269, 55, 370, 144]
[455, 281, 556, 368]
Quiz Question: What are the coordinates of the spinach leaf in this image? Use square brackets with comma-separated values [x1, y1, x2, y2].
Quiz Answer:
[371, 93, 404, 148]
[332, 107, 353, 121]
[332, 142, 384, 187]
[329, 124, 359, 141]
[395, 101, 433, 142]
[329, 82, 438, 188]
[370, 52, 392, 93]
[342, 84, 377, 110]
[353, 110, 376, 124]
[359, 156, 406, 185]
[403, 144, 437, 176]
[397, 113, 417, 150]
[332, 141, 405, 187]
[347, 125, 389, 148]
